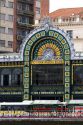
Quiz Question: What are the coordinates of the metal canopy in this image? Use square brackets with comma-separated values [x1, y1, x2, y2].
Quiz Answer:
[68, 100, 83, 105]
[0, 101, 33, 106]
[31, 100, 62, 105]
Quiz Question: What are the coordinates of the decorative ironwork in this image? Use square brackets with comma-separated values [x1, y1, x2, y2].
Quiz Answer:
[32, 40, 63, 61]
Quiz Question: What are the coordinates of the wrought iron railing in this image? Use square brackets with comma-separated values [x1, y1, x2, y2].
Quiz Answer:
[17, 0, 34, 4]
[17, 9, 34, 15]
[17, 21, 33, 27]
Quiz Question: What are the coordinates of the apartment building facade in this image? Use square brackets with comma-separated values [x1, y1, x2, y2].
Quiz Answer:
[16, 0, 34, 52]
[49, 7, 83, 52]
[0, 0, 14, 52]
[0, 0, 34, 52]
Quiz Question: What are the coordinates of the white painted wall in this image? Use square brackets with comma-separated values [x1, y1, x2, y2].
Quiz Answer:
[56, 24, 83, 52]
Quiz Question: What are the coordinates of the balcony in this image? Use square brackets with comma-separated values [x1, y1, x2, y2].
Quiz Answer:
[17, 21, 33, 28]
[17, 0, 34, 4]
[54, 20, 83, 26]
[17, 9, 34, 16]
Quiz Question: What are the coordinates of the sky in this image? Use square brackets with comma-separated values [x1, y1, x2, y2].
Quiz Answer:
[50, 0, 83, 12]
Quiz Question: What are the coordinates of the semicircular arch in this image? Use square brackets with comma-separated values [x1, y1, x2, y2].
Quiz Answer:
[23, 28, 72, 101]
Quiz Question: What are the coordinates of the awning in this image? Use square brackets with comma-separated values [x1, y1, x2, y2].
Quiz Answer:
[0, 101, 33, 106]
[31, 100, 62, 105]
[68, 100, 83, 105]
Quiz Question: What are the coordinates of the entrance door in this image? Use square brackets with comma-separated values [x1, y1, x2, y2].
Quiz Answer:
[32, 64, 63, 85]
[31, 64, 64, 101]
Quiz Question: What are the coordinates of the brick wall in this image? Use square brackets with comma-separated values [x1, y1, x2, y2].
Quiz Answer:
[41, 0, 49, 18]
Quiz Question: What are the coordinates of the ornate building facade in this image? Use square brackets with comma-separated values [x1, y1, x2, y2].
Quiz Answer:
[0, 18, 83, 102]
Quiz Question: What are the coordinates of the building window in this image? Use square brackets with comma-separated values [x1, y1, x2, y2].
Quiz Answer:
[72, 17, 75, 21]
[0, 13, 5, 20]
[12, 68, 22, 87]
[36, 0, 40, 8]
[17, 16, 29, 24]
[66, 30, 73, 39]
[26, 5, 30, 11]
[29, 17, 34, 24]
[0, 40, 5, 47]
[81, 18, 83, 21]
[0, 27, 5, 34]
[73, 66, 83, 85]
[8, 1, 14, 8]
[22, 4, 29, 11]
[29, 5, 33, 11]
[62, 18, 66, 22]
[66, 18, 68, 22]
[0, 0, 5, 7]
[22, 17, 29, 23]
[8, 41, 13, 48]
[3, 75, 9, 86]
[17, 3, 30, 11]
[17, 3, 22, 10]
[8, 15, 13, 22]
[17, 74, 21, 86]
[8, 28, 13, 35]
[36, 0, 40, 1]
[36, 7, 40, 14]
[54, 18, 58, 22]
[22, 4, 26, 10]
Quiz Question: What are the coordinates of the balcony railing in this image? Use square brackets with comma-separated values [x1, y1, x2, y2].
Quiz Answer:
[17, 21, 33, 28]
[17, 0, 34, 4]
[17, 9, 34, 16]
[54, 20, 83, 26]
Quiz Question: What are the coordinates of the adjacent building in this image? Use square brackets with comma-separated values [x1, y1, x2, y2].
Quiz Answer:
[34, 0, 49, 24]
[16, 0, 34, 52]
[0, 0, 34, 52]
[49, 7, 83, 52]
[0, 0, 14, 52]
[0, 0, 50, 52]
